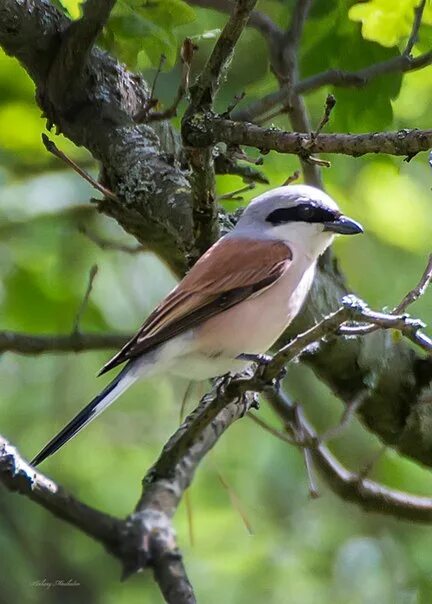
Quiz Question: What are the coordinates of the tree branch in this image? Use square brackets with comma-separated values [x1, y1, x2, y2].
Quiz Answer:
[188, 115, 432, 157]
[0, 434, 195, 602]
[230, 0, 431, 132]
[405, 0, 427, 56]
[0, 331, 129, 355]
[183, 0, 258, 256]
[234, 51, 432, 122]
[46, 0, 117, 112]
[278, 0, 321, 186]
[187, 0, 282, 41]
[0, 435, 125, 554]
[266, 389, 432, 523]
[0, 0, 195, 276]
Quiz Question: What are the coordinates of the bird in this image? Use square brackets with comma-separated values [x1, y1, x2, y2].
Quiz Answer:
[31, 184, 363, 466]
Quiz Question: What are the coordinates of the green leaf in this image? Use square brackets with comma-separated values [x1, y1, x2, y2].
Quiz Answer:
[349, 0, 432, 47]
[301, 4, 403, 131]
[107, 0, 195, 69]
[124, 0, 196, 29]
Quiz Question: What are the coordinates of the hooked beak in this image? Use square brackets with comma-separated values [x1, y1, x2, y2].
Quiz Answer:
[323, 215, 363, 235]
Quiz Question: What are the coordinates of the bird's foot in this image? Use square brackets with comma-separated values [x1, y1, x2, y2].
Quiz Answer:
[237, 352, 273, 365]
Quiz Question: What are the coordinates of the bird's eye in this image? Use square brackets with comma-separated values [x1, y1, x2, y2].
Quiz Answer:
[297, 205, 315, 221]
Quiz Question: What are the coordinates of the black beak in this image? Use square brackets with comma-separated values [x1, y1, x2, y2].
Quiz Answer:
[323, 215, 363, 235]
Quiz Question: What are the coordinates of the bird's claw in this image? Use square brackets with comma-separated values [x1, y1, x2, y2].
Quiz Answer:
[237, 352, 273, 365]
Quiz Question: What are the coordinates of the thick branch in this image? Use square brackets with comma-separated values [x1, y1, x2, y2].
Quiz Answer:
[48, 0, 116, 107]
[0, 434, 195, 602]
[0, 436, 125, 553]
[187, 115, 432, 156]
[0, 0, 194, 276]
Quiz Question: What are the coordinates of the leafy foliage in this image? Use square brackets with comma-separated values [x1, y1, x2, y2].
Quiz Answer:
[349, 0, 432, 47]
[107, 0, 196, 68]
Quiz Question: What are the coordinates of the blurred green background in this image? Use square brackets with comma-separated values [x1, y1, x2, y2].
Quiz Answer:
[2, 0, 432, 602]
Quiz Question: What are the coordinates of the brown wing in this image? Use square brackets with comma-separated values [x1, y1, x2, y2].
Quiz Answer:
[99, 238, 292, 375]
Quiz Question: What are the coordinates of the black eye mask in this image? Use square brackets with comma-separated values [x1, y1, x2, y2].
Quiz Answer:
[265, 203, 338, 225]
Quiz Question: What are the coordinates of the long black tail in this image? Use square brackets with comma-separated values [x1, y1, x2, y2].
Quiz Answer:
[31, 365, 137, 466]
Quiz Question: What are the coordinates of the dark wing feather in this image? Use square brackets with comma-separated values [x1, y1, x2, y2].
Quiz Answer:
[99, 238, 291, 375]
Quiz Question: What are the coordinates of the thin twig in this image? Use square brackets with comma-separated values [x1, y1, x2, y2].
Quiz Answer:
[222, 92, 246, 118]
[186, 0, 283, 42]
[394, 253, 432, 313]
[281, 0, 321, 187]
[184, 0, 258, 256]
[405, 0, 427, 56]
[265, 389, 432, 523]
[248, 412, 299, 446]
[233, 51, 432, 123]
[319, 391, 367, 443]
[339, 257, 432, 343]
[190, 0, 258, 108]
[282, 170, 301, 185]
[339, 307, 432, 352]
[215, 468, 254, 534]
[41, 135, 117, 201]
[139, 40, 198, 123]
[213, 152, 269, 183]
[302, 154, 331, 168]
[254, 104, 289, 126]
[72, 265, 98, 334]
[179, 380, 196, 547]
[357, 446, 387, 480]
[312, 94, 336, 139]
[216, 183, 256, 201]
[134, 54, 166, 121]
[78, 224, 146, 254]
[293, 404, 320, 499]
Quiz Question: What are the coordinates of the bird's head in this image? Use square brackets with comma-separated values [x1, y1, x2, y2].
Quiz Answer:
[235, 184, 363, 259]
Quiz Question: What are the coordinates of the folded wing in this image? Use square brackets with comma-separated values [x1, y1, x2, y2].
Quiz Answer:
[99, 237, 292, 375]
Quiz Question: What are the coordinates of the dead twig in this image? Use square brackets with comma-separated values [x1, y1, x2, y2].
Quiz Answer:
[136, 39, 198, 123]
[41, 134, 117, 201]
[215, 468, 254, 535]
[216, 183, 256, 201]
[135, 53, 166, 119]
[282, 170, 301, 186]
[78, 224, 146, 254]
[222, 92, 246, 118]
[394, 253, 432, 314]
[319, 391, 367, 443]
[72, 265, 98, 334]
[405, 0, 427, 56]
[248, 412, 299, 446]
[312, 94, 336, 139]
[339, 257, 432, 343]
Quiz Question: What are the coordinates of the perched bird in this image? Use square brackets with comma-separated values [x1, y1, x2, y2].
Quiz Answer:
[31, 184, 363, 466]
